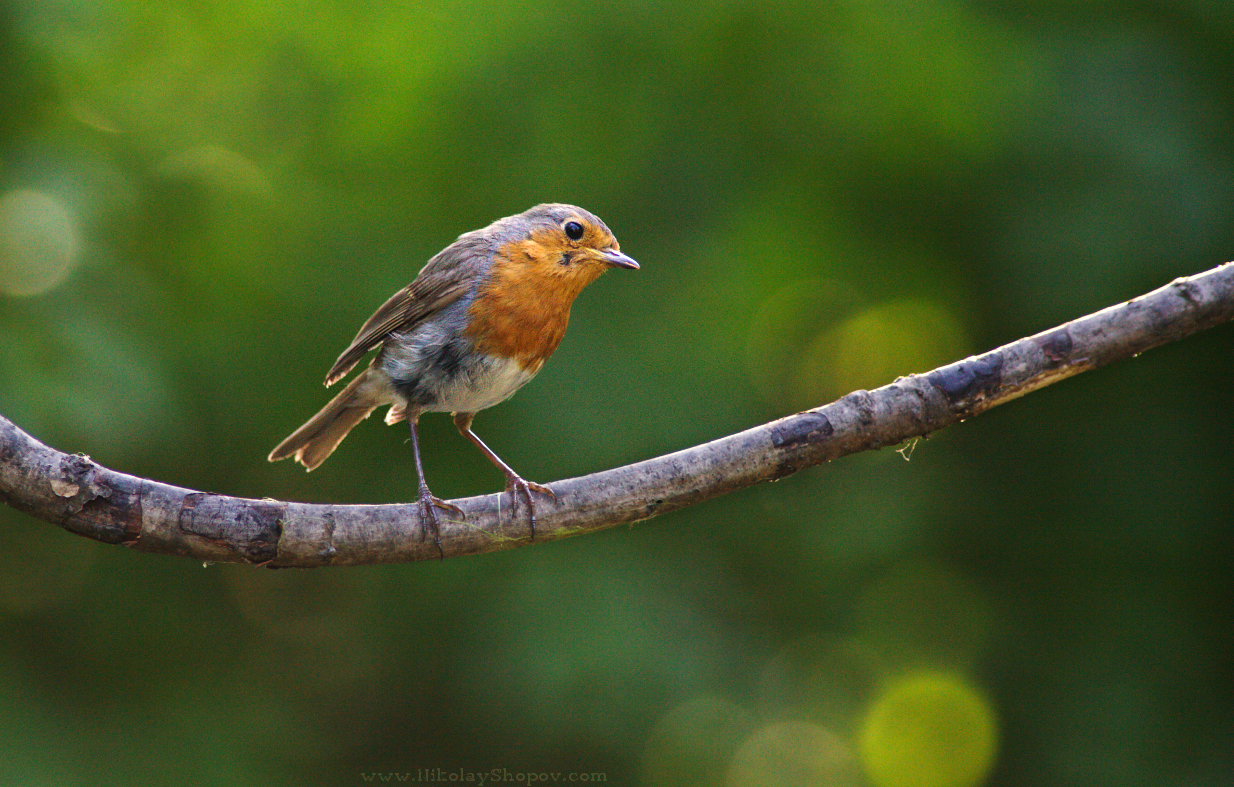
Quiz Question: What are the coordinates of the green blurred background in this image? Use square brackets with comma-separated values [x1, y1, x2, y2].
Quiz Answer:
[2, 1, 1232, 785]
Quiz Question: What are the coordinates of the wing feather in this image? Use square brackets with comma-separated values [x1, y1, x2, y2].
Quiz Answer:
[323, 233, 492, 386]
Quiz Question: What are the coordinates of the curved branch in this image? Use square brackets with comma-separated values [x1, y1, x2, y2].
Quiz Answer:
[3, 263, 1233, 567]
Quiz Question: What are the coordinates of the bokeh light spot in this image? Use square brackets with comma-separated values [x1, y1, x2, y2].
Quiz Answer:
[158, 145, 271, 194]
[859, 672, 998, 787]
[756, 634, 878, 732]
[796, 298, 969, 406]
[0, 189, 82, 297]
[642, 694, 753, 787]
[727, 721, 856, 787]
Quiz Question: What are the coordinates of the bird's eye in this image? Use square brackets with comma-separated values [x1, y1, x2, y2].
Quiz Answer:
[564, 221, 584, 241]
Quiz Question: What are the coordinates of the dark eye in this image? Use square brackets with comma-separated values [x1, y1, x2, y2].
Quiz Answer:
[564, 221, 584, 241]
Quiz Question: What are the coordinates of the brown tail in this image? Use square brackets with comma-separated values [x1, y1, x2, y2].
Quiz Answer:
[268, 369, 384, 471]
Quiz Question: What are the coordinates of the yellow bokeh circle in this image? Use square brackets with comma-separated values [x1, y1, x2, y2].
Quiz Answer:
[796, 298, 970, 406]
[859, 672, 998, 787]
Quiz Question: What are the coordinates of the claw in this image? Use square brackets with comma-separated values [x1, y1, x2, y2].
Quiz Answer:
[504, 476, 555, 539]
[408, 418, 463, 560]
[417, 486, 464, 558]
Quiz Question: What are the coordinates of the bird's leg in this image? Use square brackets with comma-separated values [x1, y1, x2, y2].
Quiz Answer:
[453, 412, 555, 539]
[408, 418, 464, 558]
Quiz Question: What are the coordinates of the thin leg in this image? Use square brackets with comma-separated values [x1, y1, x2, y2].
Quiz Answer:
[453, 412, 555, 539]
[409, 419, 464, 558]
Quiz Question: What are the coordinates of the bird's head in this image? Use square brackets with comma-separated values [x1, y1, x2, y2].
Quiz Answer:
[488, 203, 639, 298]
[465, 204, 638, 369]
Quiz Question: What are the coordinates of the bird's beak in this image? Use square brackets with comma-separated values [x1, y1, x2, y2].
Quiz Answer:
[599, 248, 640, 270]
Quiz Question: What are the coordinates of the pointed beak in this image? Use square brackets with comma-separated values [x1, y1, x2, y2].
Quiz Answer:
[599, 248, 640, 270]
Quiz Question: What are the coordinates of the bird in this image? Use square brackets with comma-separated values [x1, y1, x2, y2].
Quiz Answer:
[268, 203, 639, 552]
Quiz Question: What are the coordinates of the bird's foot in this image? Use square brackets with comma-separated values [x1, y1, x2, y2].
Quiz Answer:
[417, 485, 465, 559]
[504, 475, 556, 539]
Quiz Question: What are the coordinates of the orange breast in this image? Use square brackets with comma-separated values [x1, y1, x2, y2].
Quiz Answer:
[465, 234, 604, 370]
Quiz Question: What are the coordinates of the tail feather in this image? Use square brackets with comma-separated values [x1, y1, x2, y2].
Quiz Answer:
[268, 370, 383, 471]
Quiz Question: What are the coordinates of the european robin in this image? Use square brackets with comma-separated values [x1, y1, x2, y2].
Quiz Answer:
[268, 203, 638, 550]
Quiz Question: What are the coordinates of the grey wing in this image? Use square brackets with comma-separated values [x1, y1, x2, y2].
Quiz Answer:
[323, 236, 491, 386]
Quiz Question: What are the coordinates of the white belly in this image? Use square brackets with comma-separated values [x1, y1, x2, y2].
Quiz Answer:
[421, 353, 538, 414]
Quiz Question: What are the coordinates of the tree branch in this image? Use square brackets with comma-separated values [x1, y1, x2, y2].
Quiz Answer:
[3, 263, 1233, 567]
